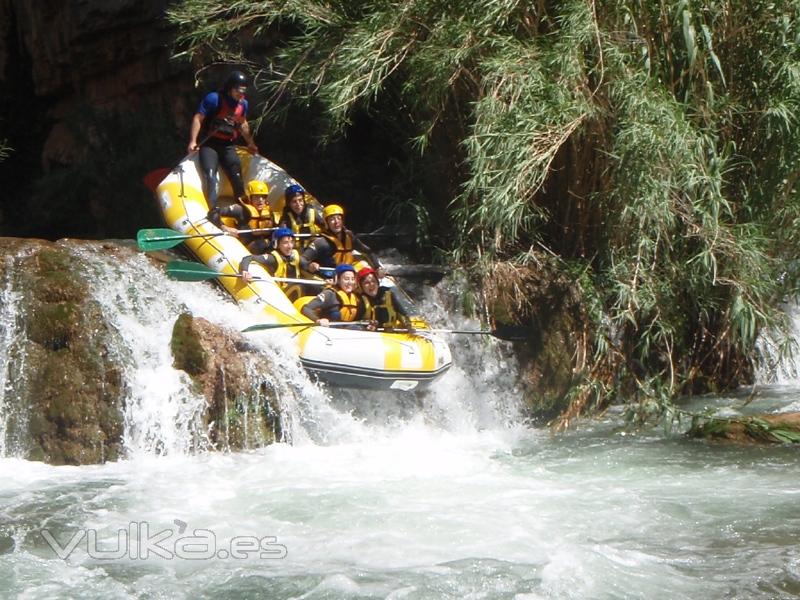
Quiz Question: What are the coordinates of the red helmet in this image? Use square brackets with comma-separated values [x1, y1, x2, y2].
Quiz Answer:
[357, 266, 376, 283]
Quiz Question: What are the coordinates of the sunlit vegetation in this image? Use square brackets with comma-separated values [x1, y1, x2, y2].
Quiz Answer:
[168, 1, 800, 424]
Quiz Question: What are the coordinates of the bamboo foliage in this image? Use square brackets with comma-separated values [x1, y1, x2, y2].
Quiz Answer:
[168, 0, 800, 421]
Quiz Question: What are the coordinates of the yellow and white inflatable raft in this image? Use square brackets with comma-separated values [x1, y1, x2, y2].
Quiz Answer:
[152, 149, 452, 391]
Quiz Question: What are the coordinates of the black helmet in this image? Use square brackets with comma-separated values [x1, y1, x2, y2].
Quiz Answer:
[223, 70, 247, 91]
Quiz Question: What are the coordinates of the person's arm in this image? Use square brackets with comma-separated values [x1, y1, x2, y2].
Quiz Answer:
[312, 208, 325, 229]
[299, 253, 314, 273]
[239, 254, 272, 281]
[389, 287, 417, 318]
[189, 93, 218, 152]
[301, 290, 335, 326]
[301, 238, 325, 274]
[188, 113, 204, 153]
[240, 119, 258, 154]
[213, 205, 244, 235]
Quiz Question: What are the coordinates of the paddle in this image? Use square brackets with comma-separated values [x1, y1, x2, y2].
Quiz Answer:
[166, 261, 325, 286]
[242, 321, 372, 333]
[143, 167, 174, 194]
[376, 324, 531, 341]
[137, 227, 310, 251]
[243, 320, 530, 339]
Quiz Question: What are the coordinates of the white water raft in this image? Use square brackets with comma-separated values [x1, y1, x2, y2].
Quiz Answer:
[151, 149, 452, 390]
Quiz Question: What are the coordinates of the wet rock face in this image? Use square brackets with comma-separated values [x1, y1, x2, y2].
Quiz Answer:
[170, 313, 282, 451]
[0, 238, 282, 464]
[1, 238, 125, 465]
[1, 0, 186, 162]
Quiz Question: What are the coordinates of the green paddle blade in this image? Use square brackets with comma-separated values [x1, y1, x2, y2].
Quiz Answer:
[166, 261, 237, 282]
[137, 228, 198, 251]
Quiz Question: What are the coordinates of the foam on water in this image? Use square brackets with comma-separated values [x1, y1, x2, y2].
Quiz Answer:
[1, 407, 799, 599]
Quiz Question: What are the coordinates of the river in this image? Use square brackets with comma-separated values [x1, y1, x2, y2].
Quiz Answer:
[0, 251, 799, 599]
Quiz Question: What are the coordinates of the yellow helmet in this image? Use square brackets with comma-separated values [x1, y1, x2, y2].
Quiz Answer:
[323, 204, 344, 219]
[247, 180, 270, 197]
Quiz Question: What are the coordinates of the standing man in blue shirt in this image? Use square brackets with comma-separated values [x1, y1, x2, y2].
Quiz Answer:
[187, 70, 259, 215]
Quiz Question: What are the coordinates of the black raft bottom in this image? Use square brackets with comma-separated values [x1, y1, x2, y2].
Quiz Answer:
[301, 360, 452, 392]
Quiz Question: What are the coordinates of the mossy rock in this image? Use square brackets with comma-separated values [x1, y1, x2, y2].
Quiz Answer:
[31, 249, 86, 302]
[25, 301, 80, 349]
[1, 239, 281, 463]
[171, 313, 209, 376]
[1, 239, 125, 465]
[688, 413, 800, 445]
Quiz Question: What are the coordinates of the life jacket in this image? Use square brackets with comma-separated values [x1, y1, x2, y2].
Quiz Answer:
[286, 207, 321, 247]
[243, 204, 277, 234]
[206, 93, 246, 141]
[270, 250, 302, 301]
[320, 230, 354, 265]
[363, 288, 402, 328]
[329, 286, 361, 322]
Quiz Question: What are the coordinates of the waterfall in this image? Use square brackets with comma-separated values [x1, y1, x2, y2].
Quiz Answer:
[0, 255, 26, 456]
[756, 299, 800, 386]
[68, 246, 348, 454]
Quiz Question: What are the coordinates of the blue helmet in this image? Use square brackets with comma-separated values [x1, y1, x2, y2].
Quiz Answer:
[272, 227, 295, 242]
[334, 263, 355, 277]
[285, 184, 305, 199]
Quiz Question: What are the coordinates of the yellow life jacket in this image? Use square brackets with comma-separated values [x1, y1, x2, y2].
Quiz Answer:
[334, 288, 361, 322]
[270, 250, 302, 301]
[321, 231, 354, 265]
[243, 204, 277, 234]
[294, 288, 359, 322]
[363, 288, 402, 328]
[286, 207, 321, 248]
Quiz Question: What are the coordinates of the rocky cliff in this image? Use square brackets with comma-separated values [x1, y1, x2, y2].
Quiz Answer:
[0, 0, 203, 239]
[0, 0, 189, 166]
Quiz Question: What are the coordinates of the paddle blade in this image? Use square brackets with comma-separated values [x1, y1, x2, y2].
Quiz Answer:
[490, 324, 532, 341]
[166, 261, 226, 282]
[143, 168, 171, 193]
[167, 269, 221, 282]
[137, 228, 189, 251]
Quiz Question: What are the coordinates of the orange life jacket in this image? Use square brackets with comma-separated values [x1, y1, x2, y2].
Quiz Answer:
[321, 230, 354, 265]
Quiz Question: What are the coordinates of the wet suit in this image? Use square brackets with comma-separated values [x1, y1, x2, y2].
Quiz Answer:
[301, 287, 366, 322]
[197, 91, 249, 209]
